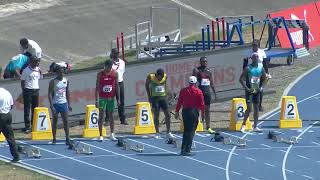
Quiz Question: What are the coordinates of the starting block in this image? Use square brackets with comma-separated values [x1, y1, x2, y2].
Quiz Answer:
[211, 133, 246, 147]
[18, 145, 41, 158]
[166, 138, 196, 150]
[68, 141, 93, 155]
[268, 131, 298, 145]
[223, 137, 246, 148]
[117, 137, 144, 153]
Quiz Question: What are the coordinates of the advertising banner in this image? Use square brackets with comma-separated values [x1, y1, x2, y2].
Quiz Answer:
[269, 2, 320, 48]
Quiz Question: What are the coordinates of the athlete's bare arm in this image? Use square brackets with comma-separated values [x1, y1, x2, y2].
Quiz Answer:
[48, 79, 54, 111]
[209, 71, 217, 99]
[239, 67, 251, 92]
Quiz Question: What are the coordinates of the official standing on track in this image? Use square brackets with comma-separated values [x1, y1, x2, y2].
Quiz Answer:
[106, 48, 127, 125]
[175, 76, 204, 156]
[239, 53, 267, 133]
[145, 68, 174, 139]
[0, 88, 20, 162]
[193, 56, 217, 134]
[21, 57, 42, 133]
[48, 65, 72, 145]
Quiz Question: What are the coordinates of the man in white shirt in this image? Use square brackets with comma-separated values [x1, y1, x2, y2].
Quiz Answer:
[106, 48, 127, 125]
[21, 57, 42, 133]
[20, 38, 42, 59]
[243, 40, 270, 112]
[0, 88, 20, 162]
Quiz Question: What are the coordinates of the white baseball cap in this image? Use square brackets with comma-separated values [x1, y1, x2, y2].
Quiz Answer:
[189, 76, 197, 84]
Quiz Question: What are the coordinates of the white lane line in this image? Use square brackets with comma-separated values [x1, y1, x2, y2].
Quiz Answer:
[169, 0, 214, 20]
[175, 135, 237, 155]
[192, 149, 225, 153]
[301, 174, 314, 179]
[282, 64, 320, 99]
[225, 121, 264, 180]
[81, 142, 199, 180]
[195, 133, 206, 137]
[311, 141, 320, 146]
[22, 152, 177, 161]
[264, 163, 275, 167]
[0, 155, 74, 180]
[249, 177, 260, 180]
[235, 145, 320, 151]
[296, 155, 310, 160]
[282, 121, 319, 180]
[260, 144, 271, 148]
[17, 141, 138, 180]
[245, 156, 256, 162]
[231, 171, 242, 175]
[285, 169, 295, 174]
[280, 150, 287, 153]
[129, 139, 227, 171]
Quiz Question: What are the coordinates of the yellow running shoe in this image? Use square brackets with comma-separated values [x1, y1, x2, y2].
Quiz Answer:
[207, 128, 215, 134]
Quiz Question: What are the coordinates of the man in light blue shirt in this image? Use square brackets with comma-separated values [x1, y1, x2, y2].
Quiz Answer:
[3, 53, 30, 79]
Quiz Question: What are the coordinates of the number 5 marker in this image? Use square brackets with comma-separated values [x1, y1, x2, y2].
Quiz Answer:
[134, 102, 156, 135]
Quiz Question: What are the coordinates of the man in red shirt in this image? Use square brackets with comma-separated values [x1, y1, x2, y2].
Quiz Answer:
[95, 60, 120, 141]
[175, 76, 205, 156]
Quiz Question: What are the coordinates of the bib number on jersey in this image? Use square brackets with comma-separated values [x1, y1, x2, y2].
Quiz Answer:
[103, 85, 113, 93]
[56, 88, 66, 97]
[250, 76, 260, 92]
[155, 85, 165, 93]
[201, 79, 210, 86]
[250, 76, 260, 84]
